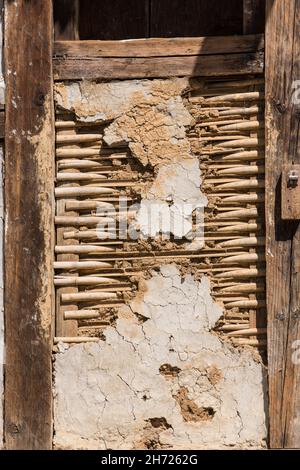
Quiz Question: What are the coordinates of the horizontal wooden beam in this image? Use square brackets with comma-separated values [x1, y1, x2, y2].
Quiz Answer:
[53, 34, 264, 80]
[54, 34, 264, 57]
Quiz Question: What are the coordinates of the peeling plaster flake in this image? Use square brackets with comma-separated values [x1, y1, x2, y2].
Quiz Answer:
[55, 79, 182, 125]
[54, 265, 267, 450]
[55, 78, 192, 167]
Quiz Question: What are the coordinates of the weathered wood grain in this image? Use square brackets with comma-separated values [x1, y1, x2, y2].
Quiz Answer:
[281, 164, 300, 220]
[4, 0, 54, 450]
[54, 50, 264, 80]
[266, 0, 300, 448]
[54, 34, 264, 58]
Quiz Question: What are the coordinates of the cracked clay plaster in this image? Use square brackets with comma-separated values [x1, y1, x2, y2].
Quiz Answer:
[54, 265, 267, 450]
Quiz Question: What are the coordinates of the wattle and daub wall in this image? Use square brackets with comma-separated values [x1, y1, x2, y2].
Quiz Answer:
[53, 75, 267, 449]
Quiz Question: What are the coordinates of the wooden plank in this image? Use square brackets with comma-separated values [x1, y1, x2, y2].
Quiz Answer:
[54, 51, 264, 81]
[0, 110, 4, 139]
[150, 0, 243, 36]
[243, 0, 266, 34]
[281, 164, 300, 219]
[4, 0, 54, 450]
[266, 0, 300, 448]
[54, 34, 264, 58]
[54, 0, 79, 40]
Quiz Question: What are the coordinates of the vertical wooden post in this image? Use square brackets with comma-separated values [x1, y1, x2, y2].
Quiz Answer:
[266, 0, 300, 448]
[4, 0, 54, 449]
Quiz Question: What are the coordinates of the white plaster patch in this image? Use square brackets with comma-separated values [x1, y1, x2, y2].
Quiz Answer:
[133, 159, 207, 243]
[54, 265, 267, 450]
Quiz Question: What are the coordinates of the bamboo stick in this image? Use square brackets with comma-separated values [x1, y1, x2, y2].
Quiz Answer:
[220, 194, 264, 203]
[56, 134, 102, 144]
[220, 319, 250, 324]
[218, 296, 249, 302]
[55, 245, 115, 254]
[219, 324, 250, 332]
[218, 121, 263, 131]
[217, 166, 264, 176]
[63, 230, 116, 240]
[65, 201, 114, 211]
[64, 310, 100, 320]
[220, 253, 265, 264]
[215, 268, 265, 278]
[219, 106, 260, 116]
[56, 149, 128, 159]
[198, 119, 245, 127]
[215, 223, 260, 233]
[56, 172, 107, 181]
[215, 208, 259, 219]
[232, 339, 267, 347]
[197, 135, 247, 143]
[217, 283, 265, 294]
[204, 91, 263, 103]
[205, 177, 244, 184]
[224, 300, 266, 309]
[75, 251, 253, 263]
[55, 216, 115, 226]
[54, 336, 99, 343]
[215, 138, 260, 149]
[55, 121, 78, 128]
[55, 276, 119, 286]
[58, 160, 109, 169]
[61, 292, 118, 302]
[217, 237, 265, 248]
[54, 261, 113, 270]
[55, 187, 118, 197]
[227, 328, 267, 337]
[214, 151, 263, 161]
[56, 148, 100, 158]
[214, 180, 264, 190]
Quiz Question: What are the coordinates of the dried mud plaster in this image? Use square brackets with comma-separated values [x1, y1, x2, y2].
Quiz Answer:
[54, 265, 267, 450]
[55, 79, 207, 243]
[29, 97, 54, 336]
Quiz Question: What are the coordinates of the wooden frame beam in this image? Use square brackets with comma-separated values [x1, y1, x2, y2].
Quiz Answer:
[266, 0, 300, 448]
[53, 34, 264, 80]
[4, 0, 54, 449]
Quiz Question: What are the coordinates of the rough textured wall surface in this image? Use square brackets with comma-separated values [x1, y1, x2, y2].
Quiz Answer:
[54, 78, 267, 449]
[56, 78, 207, 245]
[54, 265, 267, 450]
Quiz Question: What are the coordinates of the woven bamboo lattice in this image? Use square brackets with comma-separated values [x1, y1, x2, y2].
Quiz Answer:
[54, 76, 266, 349]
